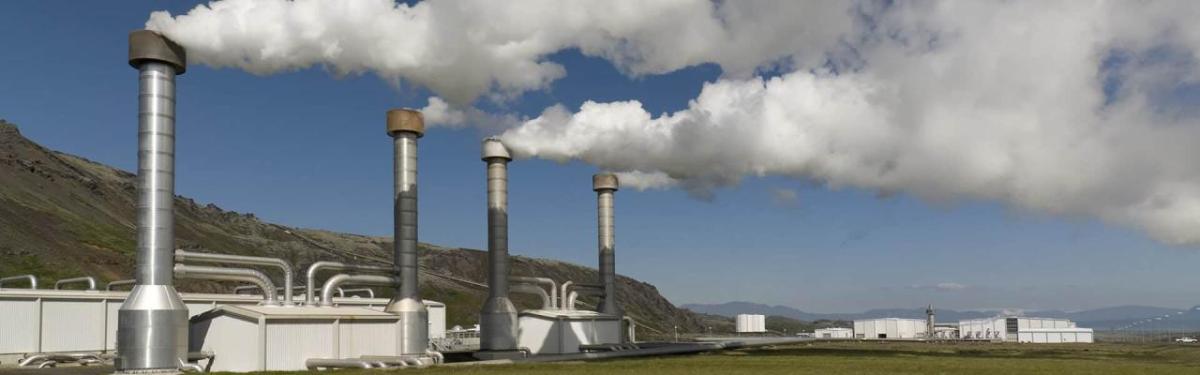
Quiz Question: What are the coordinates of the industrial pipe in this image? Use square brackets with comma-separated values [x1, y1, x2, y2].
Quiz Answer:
[117, 29, 190, 373]
[175, 250, 295, 305]
[560, 281, 573, 310]
[343, 288, 376, 298]
[0, 274, 38, 289]
[54, 276, 97, 290]
[593, 173, 622, 316]
[174, 264, 278, 305]
[513, 276, 558, 310]
[305, 358, 376, 370]
[385, 109, 428, 355]
[304, 261, 391, 305]
[479, 137, 519, 353]
[106, 279, 135, 291]
[623, 316, 637, 343]
[511, 283, 553, 310]
[320, 274, 398, 307]
[566, 285, 605, 311]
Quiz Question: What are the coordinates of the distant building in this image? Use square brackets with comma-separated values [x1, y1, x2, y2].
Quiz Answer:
[735, 314, 767, 333]
[854, 318, 928, 339]
[958, 317, 1093, 343]
[814, 327, 853, 339]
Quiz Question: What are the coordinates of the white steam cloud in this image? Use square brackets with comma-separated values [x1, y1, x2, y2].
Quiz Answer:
[146, 0, 849, 104]
[147, 1, 1200, 246]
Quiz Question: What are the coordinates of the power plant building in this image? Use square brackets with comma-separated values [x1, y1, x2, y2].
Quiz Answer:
[958, 317, 1093, 343]
[853, 318, 928, 339]
[813, 327, 853, 339]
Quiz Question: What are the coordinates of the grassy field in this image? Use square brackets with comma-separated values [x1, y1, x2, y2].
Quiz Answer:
[237, 341, 1200, 375]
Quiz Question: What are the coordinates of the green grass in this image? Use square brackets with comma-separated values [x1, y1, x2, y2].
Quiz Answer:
[235, 341, 1200, 375]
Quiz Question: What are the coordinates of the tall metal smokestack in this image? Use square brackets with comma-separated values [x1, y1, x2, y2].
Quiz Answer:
[478, 138, 519, 355]
[926, 304, 936, 338]
[116, 30, 189, 373]
[384, 109, 428, 356]
[593, 173, 622, 316]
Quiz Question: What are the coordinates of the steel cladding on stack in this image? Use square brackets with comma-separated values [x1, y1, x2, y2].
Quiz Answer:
[593, 173, 622, 316]
[479, 138, 519, 351]
[116, 30, 190, 373]
[384, 109, 428, 356]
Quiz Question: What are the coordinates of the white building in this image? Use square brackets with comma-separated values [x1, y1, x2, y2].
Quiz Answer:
[958, 317, 1093, 343]
[813, 327, 853, 339]
[854, 318, 928, 339]
[735, 314, 767, 333]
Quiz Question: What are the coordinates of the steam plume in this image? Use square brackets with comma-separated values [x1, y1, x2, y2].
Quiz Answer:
[148, 1, 1200, 245]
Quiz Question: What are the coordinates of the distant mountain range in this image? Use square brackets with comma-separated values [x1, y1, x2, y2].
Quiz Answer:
[683, 301, 1200, 330]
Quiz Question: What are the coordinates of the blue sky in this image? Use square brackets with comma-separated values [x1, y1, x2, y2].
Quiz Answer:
[2, 1, 1199, 313]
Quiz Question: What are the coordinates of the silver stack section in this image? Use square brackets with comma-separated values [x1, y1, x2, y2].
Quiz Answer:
[116, 30, 189, 373]
[593, 173, 621, 316]
[479, 138, 519, 353]
[384, 109, 428, 356]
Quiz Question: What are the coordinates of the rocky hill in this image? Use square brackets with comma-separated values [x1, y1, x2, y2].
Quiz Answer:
[0, 119, 704, 337]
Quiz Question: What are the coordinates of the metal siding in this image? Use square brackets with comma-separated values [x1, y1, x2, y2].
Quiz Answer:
[517, 316, 557, 354]
[0, 298, 39, 354]
[42, 299, 105, 352]
[194, 315, 260, 372]
[428, 304, 446, 339]
[339, 321, 398, 358]
[266, 320, 336, 371]
[105, 299, 121, 351]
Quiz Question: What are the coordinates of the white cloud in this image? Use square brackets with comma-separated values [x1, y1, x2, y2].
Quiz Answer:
[146, 1, 1200, 246]
[145, 0, 851, 104]
[500, 1, 1200, 246]
[910, 282, 969, 292]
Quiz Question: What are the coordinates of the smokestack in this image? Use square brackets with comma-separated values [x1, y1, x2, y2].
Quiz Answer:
[384, 109, 428, 356]
[116, 30, 189, 373]
[478, 138, 519, 354]
[927, 304, 936, 338]
[593, 173, 622, 316]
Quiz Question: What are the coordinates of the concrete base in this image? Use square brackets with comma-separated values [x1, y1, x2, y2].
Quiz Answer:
[472, 350, 527, 360]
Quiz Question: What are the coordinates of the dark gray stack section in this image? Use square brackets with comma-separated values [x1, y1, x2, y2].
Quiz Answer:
[384, 109, 429, 356]
[116, 30, 190, 373]
[593, 173, 622, 316]
[477, 138, 521, 358]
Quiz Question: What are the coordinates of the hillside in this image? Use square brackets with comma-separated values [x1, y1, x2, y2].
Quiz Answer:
[0, 119, 704, 336]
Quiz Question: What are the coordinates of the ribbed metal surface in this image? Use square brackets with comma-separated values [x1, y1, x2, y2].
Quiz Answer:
[339, 321, 398, 358]
[43, 300, 105, 352]
[266, 322, 335, 370]
[135, 62, 176, 286]
[387, 127, 428, 355]
[0, 298, 39, 353]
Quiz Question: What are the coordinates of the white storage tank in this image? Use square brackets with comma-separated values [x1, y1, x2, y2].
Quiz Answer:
[735, 314, 767, 333]
[517, 310, 621, 355]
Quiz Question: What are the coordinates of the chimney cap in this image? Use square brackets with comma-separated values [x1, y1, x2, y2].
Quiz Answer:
[593, 173, 619, 192]
[387, 109, 425, 137]
[481, 137, 511, 161]
[128, 30, 186, 74]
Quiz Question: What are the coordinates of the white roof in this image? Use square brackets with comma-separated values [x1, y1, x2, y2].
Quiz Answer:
[192, 304, 402, 321]
[519, 309, 621, 320]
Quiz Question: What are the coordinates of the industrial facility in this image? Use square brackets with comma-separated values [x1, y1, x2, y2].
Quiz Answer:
[0, 30, 814, 372]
